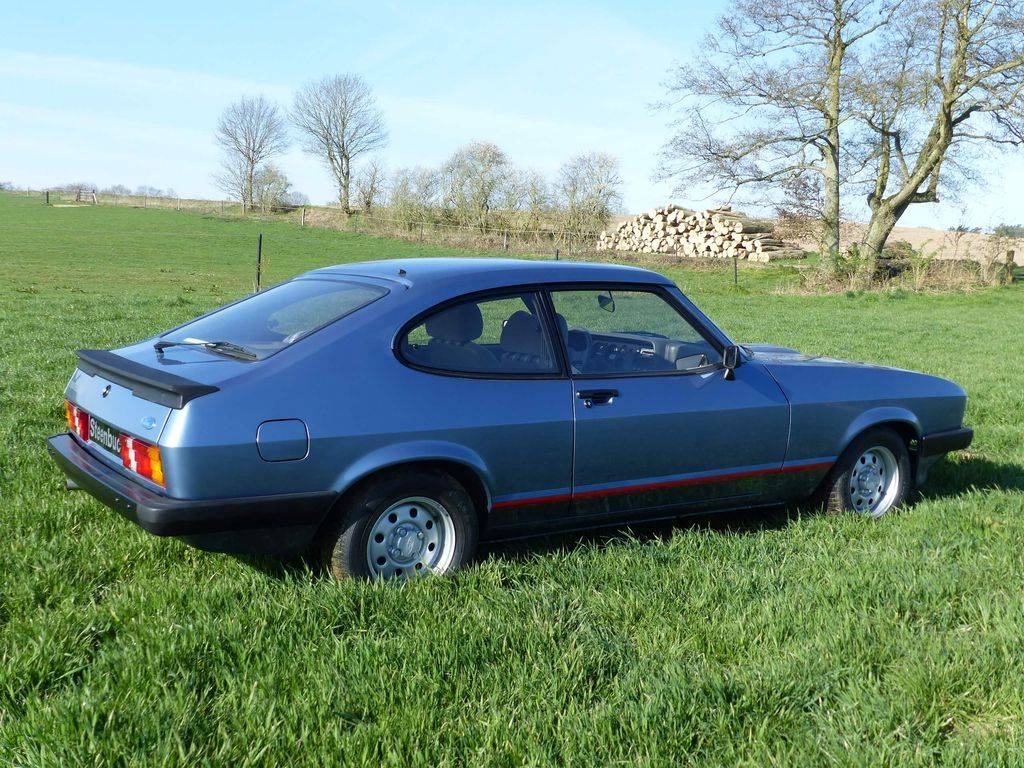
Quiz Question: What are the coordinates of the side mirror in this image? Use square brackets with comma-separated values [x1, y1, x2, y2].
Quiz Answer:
[723, 345, 741, 380]
[597, 291, 616, 312]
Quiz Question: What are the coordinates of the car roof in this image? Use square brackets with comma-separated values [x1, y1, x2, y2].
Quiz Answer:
[305, 257, 673, 292]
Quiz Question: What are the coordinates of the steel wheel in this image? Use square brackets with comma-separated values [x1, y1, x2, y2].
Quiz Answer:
[848, 445, 900, 517]
[365, 496, 456, 579]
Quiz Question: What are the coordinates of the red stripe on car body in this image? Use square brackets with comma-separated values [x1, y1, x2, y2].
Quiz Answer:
[491, 461, 834, 510]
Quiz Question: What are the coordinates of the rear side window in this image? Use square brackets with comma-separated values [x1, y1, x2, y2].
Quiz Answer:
[401, 292, 559, 375]
[161, 278, 386, 360]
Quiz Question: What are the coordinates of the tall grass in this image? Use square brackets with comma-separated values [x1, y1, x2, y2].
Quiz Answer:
[1, 193, 1023, 765]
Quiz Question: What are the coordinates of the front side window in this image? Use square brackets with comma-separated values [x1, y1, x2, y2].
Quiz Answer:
[550, 289, 721, 375]
[401, 292, 558, 375]
[160, 278, 387, 360]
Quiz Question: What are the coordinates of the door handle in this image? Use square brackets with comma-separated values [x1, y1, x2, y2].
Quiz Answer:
[577, 389, 619, 407]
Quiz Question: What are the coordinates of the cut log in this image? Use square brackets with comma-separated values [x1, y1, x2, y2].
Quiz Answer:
[594, 205, 804, 262]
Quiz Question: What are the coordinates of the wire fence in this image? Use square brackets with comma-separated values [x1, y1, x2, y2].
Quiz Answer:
[18, 188, 764, 287]
[28, 188, 606, 259]
[14, 188, 1020, 294]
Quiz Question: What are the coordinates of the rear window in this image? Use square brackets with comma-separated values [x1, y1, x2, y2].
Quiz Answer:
[160, 278, 387, 360]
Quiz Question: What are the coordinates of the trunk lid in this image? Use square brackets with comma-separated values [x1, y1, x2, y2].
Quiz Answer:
[65, 343, 250, 456]
[65, 365, 173, 466]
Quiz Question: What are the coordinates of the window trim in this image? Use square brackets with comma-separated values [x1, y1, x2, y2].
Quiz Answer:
[157, 276, 389, 361]
[545, 283, 727, 380]
[393, 280, 732, 382]
[394, 288, 567, 380]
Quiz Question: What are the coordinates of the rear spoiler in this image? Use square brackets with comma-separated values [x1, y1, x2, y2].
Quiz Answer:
[76, 349, 219, 409]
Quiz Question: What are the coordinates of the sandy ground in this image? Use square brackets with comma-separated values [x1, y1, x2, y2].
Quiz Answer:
[833, 222, 1022, 266]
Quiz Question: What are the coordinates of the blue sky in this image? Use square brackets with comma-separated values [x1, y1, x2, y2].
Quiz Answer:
[2, 0, 1021, 227]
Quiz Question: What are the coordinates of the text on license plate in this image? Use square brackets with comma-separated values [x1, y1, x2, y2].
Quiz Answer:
[89, 415, 122, 456]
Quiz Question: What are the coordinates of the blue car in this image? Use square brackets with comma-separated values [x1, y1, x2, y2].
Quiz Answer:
[48, 258, 973, 579]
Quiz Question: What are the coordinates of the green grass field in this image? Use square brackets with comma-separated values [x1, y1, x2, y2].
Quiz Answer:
[2, 192, 1023, 765]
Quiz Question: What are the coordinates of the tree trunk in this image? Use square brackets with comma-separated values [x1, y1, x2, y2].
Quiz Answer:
[245, 164, 254, 213]
[862, 199, 908, 256]
[821, 151, 840, 262]
[339, 155, 352, 214]
[857, 201, 906, 286]
[820, 38, 843, 270]
[339, 177, 351, 214]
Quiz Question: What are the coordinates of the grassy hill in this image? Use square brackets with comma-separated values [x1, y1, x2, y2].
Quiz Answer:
[2, 192, 1023, 765]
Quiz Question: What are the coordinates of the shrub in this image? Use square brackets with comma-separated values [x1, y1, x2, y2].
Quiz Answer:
[993, 223, 1024, 238]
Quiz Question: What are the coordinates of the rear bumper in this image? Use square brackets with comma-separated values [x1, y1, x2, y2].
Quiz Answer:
[46, 433, 334, 555]
[920, 427, 973, 456]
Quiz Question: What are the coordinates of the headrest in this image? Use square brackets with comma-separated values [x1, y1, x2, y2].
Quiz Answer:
[554, 312, 569, 339]
[425, 303, 484, 343]
[500, 311, 548, 357]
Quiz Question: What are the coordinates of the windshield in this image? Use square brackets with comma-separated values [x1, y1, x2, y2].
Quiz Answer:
[159, 278, 387, 360]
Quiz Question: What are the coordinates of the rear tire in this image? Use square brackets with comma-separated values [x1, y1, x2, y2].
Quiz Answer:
[819, 428, 912, 517]
[320, 469, 479, 581]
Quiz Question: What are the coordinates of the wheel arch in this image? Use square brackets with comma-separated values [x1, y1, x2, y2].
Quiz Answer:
[831, 409, 922, 488]
[808, 412, 921, 507]
[838, 408, 921, 456]
[316, 442, 495, 539]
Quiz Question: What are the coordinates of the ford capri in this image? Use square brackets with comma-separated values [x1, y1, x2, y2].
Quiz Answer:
[47, 258, 973, 579]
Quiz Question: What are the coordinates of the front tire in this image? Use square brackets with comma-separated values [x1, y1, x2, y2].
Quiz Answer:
[321, 469, 479, 581]
[820, 428, 912, 517]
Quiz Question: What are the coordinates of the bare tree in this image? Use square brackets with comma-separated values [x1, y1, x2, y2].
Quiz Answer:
[556, 152, 623, 242]
[252, 163, 293, 212]
[498, 168, 528, 216]
[389, 167, 440, 229]
[214, 155, 249, 205]
[440, 141, 512, 231]
[522, 170, 552, 234]
[214, 95, 289, 211]
[658, 0, 903, 265]
[354, 159, 386, 213]
[292, 74, 388, 213]
[852, 0, 1024, 259]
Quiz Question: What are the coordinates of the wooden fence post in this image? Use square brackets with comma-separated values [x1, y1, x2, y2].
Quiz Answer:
[300, 206, 305, 227]
[255, 234, 263, 292]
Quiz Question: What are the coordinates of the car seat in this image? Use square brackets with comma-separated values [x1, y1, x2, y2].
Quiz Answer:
[423, 303, 496, 371]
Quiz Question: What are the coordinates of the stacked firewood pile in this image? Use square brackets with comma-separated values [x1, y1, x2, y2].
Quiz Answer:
[596, 205, 806, 261]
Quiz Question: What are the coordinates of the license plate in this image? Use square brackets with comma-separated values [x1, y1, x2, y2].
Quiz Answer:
[88, 414, 122, 457]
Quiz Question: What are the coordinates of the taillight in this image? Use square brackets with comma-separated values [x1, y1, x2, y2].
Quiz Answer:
[64, 399, 164, 487]
[65, 399, 89, 441]
[121, 435, 165, 487]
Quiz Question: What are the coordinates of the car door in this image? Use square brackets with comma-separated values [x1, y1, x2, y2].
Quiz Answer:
[396, 290, 575, 534]
[548, 285, 790, 522]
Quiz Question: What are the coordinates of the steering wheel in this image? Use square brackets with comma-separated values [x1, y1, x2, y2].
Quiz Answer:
[566, 328, 591, 372]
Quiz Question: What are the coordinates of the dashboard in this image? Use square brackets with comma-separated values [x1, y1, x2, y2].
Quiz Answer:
[567, 330, 715, 374]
